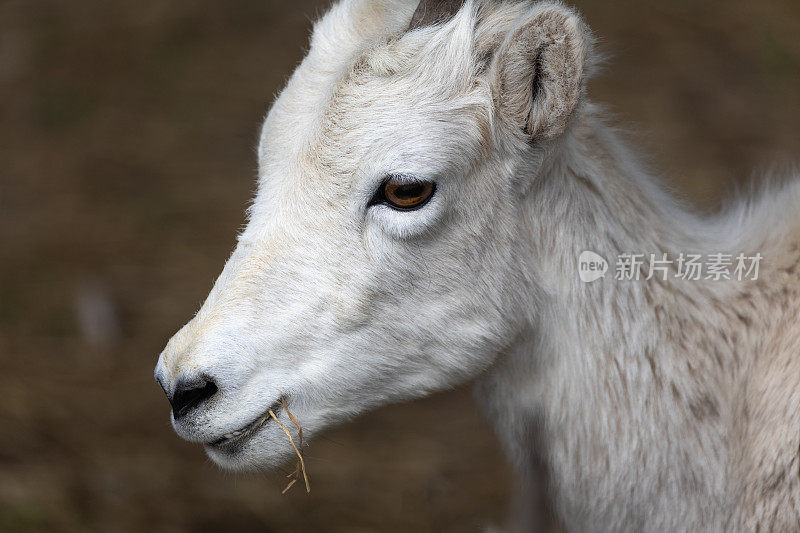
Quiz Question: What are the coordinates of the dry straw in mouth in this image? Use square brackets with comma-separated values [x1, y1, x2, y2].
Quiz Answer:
[269, 398, 310, 494]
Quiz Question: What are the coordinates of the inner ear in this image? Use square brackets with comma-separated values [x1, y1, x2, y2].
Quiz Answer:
[490, 4, 590, 141]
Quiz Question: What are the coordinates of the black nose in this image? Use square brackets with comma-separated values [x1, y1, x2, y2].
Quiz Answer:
[169, 377, 218, 419]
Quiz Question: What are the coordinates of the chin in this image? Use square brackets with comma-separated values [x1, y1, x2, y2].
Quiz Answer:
[205, 435, 296, 472]
[203, 418, 302, 472]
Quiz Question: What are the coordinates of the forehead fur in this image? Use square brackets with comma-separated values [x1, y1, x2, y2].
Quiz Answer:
[257, 1, 415, 170]
[258, 1, 481, 164]
[247, 0, 548, 234]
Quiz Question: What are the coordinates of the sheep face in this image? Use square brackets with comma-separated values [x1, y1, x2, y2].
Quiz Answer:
[154, 0, 590, 470]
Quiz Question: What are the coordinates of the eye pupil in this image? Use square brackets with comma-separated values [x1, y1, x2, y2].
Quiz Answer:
[395, 183, 424, 199]
[381, 178, 435, 210]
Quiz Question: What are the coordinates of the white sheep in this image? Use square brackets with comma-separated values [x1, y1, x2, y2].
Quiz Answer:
[155, 1, 800, 530]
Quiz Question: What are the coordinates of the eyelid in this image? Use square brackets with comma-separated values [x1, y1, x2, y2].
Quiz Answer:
[382, 173, 423, 185]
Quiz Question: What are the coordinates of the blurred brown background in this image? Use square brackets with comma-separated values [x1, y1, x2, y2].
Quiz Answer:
[0, 0, 798, 531]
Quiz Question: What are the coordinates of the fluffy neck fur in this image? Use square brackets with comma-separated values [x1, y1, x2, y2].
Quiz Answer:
[478, 103, 799, 531]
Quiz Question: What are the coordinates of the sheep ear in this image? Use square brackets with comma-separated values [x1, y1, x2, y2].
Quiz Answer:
[490, 4, 589, 140]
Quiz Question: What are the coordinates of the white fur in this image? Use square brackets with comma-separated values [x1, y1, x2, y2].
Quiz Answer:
[155, 2, 800, 530]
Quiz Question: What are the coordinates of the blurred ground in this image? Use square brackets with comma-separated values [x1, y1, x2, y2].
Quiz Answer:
[0, 0, 798, 531]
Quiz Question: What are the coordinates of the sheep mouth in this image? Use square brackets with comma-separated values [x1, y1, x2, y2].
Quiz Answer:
[207, 398, 284, 450]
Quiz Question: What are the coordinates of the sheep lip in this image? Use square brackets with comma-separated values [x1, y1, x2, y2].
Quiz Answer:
[207, 398, 284, 448]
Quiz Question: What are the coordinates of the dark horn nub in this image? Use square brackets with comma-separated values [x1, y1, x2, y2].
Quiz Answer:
[408, 0, 466, 30]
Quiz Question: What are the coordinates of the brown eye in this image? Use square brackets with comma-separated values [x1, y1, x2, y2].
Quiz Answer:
[381, 179, 435, 210]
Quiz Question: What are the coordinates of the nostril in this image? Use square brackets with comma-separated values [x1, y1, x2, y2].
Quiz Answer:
[169, 377, 219, 420]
